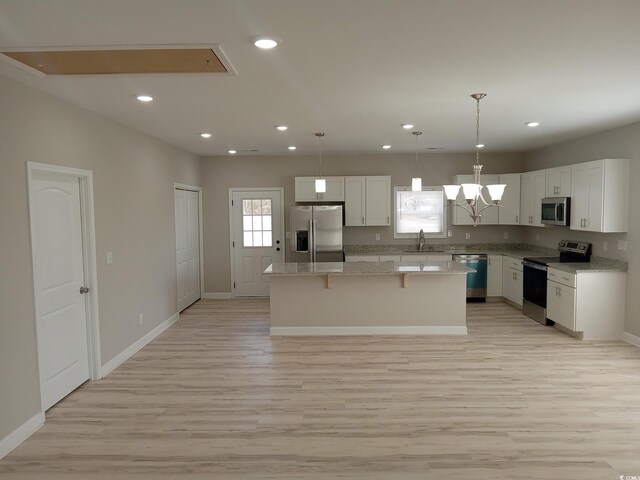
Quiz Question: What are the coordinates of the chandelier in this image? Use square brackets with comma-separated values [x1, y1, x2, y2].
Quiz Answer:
[443, 93, 506, 226]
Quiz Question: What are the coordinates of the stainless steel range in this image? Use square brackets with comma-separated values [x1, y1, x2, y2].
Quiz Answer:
[522, 240, 592, 325]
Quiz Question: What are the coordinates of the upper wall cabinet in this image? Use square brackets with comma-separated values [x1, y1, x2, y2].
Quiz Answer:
[451, 174, 500, 225]
[545, 166, 572, 197]
[295, 176, 345, 202]
[345, 176, 391, 226]
[498, 173, 521, 225]
[570, 159, 629, 233]
[520, 170, 546, 227]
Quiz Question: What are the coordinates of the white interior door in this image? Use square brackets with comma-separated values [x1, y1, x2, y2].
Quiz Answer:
[30, 171, 90, 410]
[231, 190, 284, 296]
[175, 189, 201, 311]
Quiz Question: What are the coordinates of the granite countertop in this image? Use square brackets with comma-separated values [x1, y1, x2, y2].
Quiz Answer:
[545, 258, 627, 273]
[344, 243, 627, 273]
[265, 261, 474, 276]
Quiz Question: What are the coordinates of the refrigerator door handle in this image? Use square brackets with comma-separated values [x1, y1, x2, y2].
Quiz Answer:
[309, 219, 315, 262]
[312, 219, 318, 262]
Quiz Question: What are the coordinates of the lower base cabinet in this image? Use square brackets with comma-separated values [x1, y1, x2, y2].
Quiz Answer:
[546, 268, 626, 340]
[487, 255, 503, 297]
[502, 257, 523, 306]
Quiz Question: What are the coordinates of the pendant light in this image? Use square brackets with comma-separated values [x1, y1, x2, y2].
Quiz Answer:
[314, 132, 326, 193]
[411, 131, 423, 191]
[443, 93, 506, 226]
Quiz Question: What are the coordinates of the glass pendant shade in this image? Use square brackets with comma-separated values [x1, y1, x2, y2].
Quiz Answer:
[443, 185, 461, 201]
[486, 184, 506, 202]
[411, 177, 422, 192]
[315, 178, 326, 193]
[461, 183, 482, 200]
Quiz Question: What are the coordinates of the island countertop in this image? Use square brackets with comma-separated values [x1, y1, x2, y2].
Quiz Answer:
[264, 261, 475, 276]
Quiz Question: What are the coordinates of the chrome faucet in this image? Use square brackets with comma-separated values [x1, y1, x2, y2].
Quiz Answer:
[418, 229, 425, 251]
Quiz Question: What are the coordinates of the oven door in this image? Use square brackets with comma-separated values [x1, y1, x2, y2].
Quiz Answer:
[522, 261, 548, 307]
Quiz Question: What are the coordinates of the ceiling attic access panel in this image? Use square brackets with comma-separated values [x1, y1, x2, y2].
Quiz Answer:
[0, 47, 232, 75]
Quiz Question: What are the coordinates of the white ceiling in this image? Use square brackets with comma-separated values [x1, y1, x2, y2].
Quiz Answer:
[1, 0, 640, 156]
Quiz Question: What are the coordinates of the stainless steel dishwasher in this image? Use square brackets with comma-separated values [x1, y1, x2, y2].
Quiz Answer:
[452, 254, 487, 302]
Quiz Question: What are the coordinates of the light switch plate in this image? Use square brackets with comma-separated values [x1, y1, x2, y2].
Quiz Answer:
[106, 251, 113, 265]
[618, 240, 628, 251]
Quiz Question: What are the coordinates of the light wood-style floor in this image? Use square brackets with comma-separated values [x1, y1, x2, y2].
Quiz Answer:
[2, 299, 640, 480]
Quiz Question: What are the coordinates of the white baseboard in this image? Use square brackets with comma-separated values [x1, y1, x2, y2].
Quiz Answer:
[0, 411, 45, 460]
[99, 312, 179, 378]
[623, 331, 640, 348]
[270, 326, 468, 336]
[203, 292, 233, 299]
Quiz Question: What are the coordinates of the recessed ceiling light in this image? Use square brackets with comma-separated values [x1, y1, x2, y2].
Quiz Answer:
[288, 146, 296, 150]
[200, 132, 212, 139]
[382, 145, 392, 149]
[476, 143, 485, 148]
[253, 37, 278, 49]
[401, 124, 414, 130]
[275, 125, 288, 131]
[525, 121, 541, 127]
[228, 150, 237, 154]
[136, 95, 154, 102]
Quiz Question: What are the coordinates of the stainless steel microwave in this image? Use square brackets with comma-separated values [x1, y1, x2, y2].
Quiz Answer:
[541, 197, 570, 226]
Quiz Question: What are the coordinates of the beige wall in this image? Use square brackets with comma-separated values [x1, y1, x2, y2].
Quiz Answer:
[0, 74, 201, 441]
[202, 152, 526, 293]
[524, 121, 639, 335]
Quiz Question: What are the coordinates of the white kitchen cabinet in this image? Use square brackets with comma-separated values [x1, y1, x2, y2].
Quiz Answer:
[487, 254, 503, 297]
[365, 176, 391, 226]
[545, 166, 571, 197]
[546, 267, 626, 340]
[379, 255, 401, 262]
[520, 170, 546, 227]
[295, 176, 345, 202]
[344, 176, 391, 226]
[547, 279, 576, 331]
[451, 174, 500, 225]
[401, 255, 427, 262]
[502, 256, 522, 306]
[570, 159, 629, 233]
[344, 176, 366, 226]
[498, 173, 521, 225]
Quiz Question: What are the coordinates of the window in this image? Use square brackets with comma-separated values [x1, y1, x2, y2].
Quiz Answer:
[242, 199, 272, 247]
[394, 187, 446, 238]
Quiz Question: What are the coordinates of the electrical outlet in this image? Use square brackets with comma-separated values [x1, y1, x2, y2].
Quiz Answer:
[618, 240, 628, 251]
[603, 241, 608, 252]
[465, 232, 471, 240]
[503, 232, 509, 240]
[106, 251, 113, 265]
[139, 314, 144, 325]
[375, 233, 380, 241]
[447, 230, 452, 237]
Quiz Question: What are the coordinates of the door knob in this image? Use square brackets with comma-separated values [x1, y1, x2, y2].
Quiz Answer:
[80, 286, 90, 294]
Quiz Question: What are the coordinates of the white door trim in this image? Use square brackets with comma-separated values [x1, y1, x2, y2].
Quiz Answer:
[27, 161, 102, 413]
[228, 188, 285, 296]
[174, 183, 204, 301]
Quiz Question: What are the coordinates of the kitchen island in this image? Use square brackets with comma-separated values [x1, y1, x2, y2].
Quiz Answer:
[264, 261, 474, 336]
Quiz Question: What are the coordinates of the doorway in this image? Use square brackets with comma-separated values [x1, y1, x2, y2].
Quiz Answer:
[174, 184, 203, 311]
[27, 162, 101, 411]
[229, 188, 285, 296]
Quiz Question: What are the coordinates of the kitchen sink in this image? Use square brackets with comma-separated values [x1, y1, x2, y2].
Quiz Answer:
[401, 249, 447, 253]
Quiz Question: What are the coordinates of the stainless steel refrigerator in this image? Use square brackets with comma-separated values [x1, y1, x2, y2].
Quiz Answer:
[290, 205, 344, 262]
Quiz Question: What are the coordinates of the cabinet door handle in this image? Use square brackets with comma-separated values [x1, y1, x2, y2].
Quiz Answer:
[362, 216, 365, 225]
[516, 215, 519, 223]
[387, 216, 390, 224]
